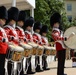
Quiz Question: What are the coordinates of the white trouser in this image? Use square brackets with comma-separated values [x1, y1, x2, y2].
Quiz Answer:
[31, 55, 36, 72]
[23, 57, 27, 74]
[39, 56, 43, 70]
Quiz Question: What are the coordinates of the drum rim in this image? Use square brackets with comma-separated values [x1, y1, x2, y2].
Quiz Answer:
[28, 42, 38, 48]
[20, 43, 32, 49]
[9, 45, 24, 52]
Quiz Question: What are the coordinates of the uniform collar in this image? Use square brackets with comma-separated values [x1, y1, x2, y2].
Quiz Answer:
[25, 30, 31, 34]
[52, 27, 60, 32]
[16, 26, 22, 30]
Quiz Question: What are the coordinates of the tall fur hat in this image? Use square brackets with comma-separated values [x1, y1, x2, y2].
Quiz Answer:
[18, 10, 26, 22]
[24, 16, 34, 27]
[40, 25, 48, 34]
[50, 12, 61, 27]
[0, 6, 8, 20]
[33, 21, 42, 31]
[8, 7, 19, 22]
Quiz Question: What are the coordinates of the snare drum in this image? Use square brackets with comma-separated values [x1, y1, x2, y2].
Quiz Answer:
[28, 42, 38, 55]
[37, 45, 44, 56]
[50, 47, 56, 55]
[20, 43, 32, 57]
[44, 46, 51, 56]
[6, 45, 24, 62]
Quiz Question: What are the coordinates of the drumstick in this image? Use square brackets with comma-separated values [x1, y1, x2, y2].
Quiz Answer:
[68, 32, 75, 40]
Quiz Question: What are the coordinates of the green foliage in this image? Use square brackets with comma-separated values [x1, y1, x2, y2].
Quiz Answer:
[70, 19, 76, 26]
[46, 0, 64, 14]
[34, 0, 50, 24]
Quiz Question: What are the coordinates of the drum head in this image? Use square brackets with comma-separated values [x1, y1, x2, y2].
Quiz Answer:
[38, 45, 44, 50]
[14, 45, 24, 52]
[28, 42, 38, 48]
[9, 45, 15, 50]
[50, 47, 56, 50]
[44, 46, 55, 50]
[64, 35, 76, 49]
[64, 26, 76, 49]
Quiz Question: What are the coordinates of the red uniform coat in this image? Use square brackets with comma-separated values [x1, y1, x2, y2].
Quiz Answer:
[0, 27, 8, 54]
[25, 30, 33, 42]
[33, 32, 42, 45]
[52, 28, 66, 51]
[16, 26, 27, 42]
[41, 36, 49, 46]
[4, 25, 19, 45]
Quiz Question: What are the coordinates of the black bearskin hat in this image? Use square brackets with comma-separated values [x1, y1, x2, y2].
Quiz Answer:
[8, 7, 19, 22]
[24, 16, 34, 27]
[0, 6, 8, 20]
[40, 25, 48, 34]
[50, 12, 61, 27]
[18, 10, 26, 22]
[33, 21, 42, 31]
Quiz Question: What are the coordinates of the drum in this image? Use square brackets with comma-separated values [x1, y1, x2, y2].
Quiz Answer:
[50, 47, 56, 55]
[64, 26, 76, 49]
[37, 45, 44, 56]
[43, 46, 52, 55]
[20, 43, 32, 57]
[6, 45, 24, 62]
[28, 42, 38, 55]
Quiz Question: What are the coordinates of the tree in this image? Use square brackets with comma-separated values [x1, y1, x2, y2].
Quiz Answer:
[70, 19, 76, 26]
[34, 0, 50, 24]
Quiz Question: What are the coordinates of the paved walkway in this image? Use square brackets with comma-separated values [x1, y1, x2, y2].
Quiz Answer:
[33, 60, 76, 75]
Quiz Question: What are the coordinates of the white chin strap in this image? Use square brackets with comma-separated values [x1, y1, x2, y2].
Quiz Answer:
[31, 55, 35, 72]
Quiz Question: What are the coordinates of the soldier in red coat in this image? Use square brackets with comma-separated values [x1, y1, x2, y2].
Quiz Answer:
[23, 17, 34, 42]
[33, 21, 42, 45]
[4, 7, 20, 75]
[23, 17, 35, 74]
[0, 6, 8, 75]
[50, 12, 67, 75]
[16, 10, 27, 43]
[33, 21, 43, 72]
[40, 25, 49, 46]
[4, 7, 19, 45]
[16, 10, 27, 75]
[40, 25, 50, 70]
